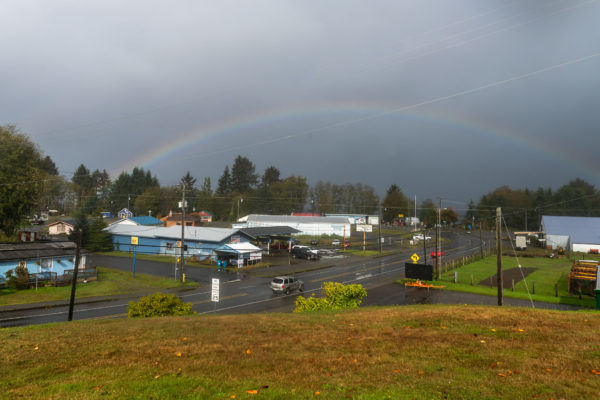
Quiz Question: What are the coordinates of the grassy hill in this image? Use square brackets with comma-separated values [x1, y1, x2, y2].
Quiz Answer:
[1, 305, 599, 399]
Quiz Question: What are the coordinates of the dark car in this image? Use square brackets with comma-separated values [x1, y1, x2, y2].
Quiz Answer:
[310, 239, 319, 246]
[270, 276, 304, 294]
[291, 245, 320, 260]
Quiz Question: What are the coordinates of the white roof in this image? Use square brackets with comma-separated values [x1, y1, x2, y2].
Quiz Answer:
[105, 224, 242, 243]
[226, 242, 261, 252]
[247, 214, 349, 224]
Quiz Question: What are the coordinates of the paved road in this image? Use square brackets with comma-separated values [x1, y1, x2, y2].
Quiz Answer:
[0, 230, 584, 327]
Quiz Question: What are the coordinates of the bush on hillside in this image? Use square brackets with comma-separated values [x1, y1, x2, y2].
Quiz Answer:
[127, 292, 195, 318]
[294, 282, 367, 312]
[5, 264, 30, 289]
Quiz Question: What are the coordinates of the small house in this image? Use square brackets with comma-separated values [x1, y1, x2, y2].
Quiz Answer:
[47, 219, 76, 236]
[0, 242, 87, 285]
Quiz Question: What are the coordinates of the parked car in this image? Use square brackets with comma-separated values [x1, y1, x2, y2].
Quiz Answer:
[331, 239, 341, 246]
[310, 239, 319, 246]
[291, 245, 320, 260]
[412, 234, 431, 241]
[270, 276, 304, 294]
[430, 250, 445, 258]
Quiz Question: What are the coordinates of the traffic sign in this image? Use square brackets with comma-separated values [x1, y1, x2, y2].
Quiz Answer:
[131, 236, 138, 245]
[411, 253, 420, 264]
[211, 278, 220, 302]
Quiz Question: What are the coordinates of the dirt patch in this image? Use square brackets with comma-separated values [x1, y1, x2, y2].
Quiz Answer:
[478, 267, 537, 289]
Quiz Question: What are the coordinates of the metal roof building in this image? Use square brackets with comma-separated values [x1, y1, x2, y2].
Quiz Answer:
[541, 216, 600, 252]
[104, 225, 252, 259]
[239, 214, 351, 237]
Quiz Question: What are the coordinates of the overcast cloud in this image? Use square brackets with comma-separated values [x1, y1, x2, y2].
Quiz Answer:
[1, 0, 599, 208]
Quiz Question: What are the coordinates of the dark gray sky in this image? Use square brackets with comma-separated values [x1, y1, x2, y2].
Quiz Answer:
[2, 0, 599, 209]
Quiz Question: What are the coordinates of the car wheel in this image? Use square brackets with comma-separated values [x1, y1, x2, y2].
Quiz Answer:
[285, 287, 290, 295]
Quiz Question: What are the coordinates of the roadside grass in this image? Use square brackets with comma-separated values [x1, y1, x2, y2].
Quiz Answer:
[2, 305, 600, 399]
[0, 267, 198, 306]
[437, 256, 596, 308]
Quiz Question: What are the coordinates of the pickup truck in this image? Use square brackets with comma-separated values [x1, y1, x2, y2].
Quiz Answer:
[291, 245, 320, 260]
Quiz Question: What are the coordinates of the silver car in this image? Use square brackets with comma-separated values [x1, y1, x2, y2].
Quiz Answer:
[270, 276, 304, 294]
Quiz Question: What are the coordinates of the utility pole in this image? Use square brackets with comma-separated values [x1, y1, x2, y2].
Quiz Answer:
[180, 183, 186, 283]
[435, 207, 439, 280]
[496, 207, 503, 306]
[414, 195, 417, 230]
[68, 229, 82, 321]
[435, 197, 442, 280]
[423, 229, 427, 266]
[378, 203, 382, 253]
[479, 221, 484, 258]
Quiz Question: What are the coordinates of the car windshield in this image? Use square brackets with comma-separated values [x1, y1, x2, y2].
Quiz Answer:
[273, 278, 283, 284]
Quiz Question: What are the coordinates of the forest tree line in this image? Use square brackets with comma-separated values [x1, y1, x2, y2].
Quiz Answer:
[1, 124, 598, 237]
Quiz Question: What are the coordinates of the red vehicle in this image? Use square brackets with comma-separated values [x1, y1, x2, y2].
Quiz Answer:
[430, 250, 445, 258]
[343, 240, 350, 248]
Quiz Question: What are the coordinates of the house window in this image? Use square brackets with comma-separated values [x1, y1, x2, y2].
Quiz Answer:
[166, 243, 173, 249]
[58, 225, 65, 233]
[41, 258, 52, 269]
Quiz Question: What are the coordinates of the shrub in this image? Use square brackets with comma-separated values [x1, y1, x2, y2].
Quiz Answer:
[295, 282, 367, 312]
[127, 292, 195, 318]
[5, 264, 30, 289]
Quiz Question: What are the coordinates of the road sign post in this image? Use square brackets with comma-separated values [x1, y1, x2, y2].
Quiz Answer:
[211, 278, 220, 302]
[411, 253, 420, 264]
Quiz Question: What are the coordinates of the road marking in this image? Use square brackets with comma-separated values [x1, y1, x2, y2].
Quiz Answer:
[191, 292, 247, 305]
[310, 258, 409, 283]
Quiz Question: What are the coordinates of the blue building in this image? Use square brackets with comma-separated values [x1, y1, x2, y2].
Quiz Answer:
[105, 225, 253, 261]
[0, 242, 87, 285]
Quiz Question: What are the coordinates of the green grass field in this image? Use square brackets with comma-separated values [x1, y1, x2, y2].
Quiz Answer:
[2, 305, 599, 399]
[436, 256, 597, 308]
[0, 267, 198, 306]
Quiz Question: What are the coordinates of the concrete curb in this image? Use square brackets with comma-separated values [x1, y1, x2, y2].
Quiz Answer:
[0, 286, 197, 313]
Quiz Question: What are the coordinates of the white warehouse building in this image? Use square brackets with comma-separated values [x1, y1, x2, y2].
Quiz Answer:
[541, 215, 600, 253]
[238, 214, 352, 237]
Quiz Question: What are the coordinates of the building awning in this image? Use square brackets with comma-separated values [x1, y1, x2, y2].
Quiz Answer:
[214, 242, 262, 255]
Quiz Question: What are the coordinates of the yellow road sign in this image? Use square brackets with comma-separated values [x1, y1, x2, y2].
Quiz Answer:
[411, 253, 420, 264]
[131, 236, 138, 245]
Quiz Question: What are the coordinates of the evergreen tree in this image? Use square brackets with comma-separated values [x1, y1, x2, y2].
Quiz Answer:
[87, 218, 113, 252]
[230, 155, 258, 193]
[68, 212, 90, 247]
[382, 184, 409, 223]
[216, 166, 232, 196]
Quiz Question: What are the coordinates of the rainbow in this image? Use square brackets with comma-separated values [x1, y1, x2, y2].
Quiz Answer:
[111, 101, 594, 183]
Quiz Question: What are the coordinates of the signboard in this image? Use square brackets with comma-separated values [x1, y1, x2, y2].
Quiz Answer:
[211, 278, 220, 302]
[411, 253, 420, 263]
[356, 224, 373, 232]
[405, 263, 433, 281]
[398, 214, 404, 218]
[131, 236, 138, 245]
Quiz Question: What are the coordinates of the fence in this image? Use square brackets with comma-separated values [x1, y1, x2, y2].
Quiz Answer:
[28, 267, 97, 288]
